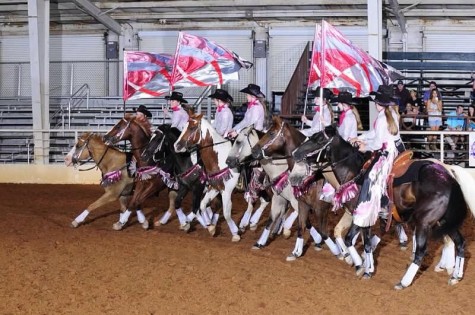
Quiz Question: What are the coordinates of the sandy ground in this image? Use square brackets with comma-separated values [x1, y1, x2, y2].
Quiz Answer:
[1, 183, 475, 315]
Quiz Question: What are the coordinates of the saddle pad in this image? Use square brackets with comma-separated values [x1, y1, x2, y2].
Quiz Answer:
[393, 160, 433, 186]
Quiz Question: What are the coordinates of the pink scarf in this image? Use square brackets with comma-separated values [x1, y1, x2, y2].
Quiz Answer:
[247, 99, 259, 109]
[171, 105, 180, 112]
[313, 106, 321, 112]
[338, 108, 350, 126]
[217, 105, 225, 112]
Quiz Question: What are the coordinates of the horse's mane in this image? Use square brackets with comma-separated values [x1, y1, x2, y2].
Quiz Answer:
[124, 112, 152, 137]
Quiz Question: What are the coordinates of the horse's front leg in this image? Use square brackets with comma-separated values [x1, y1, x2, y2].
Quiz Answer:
[395, 226, 429, 290]
[448, 230, 465, 286]
[253, 194, 286, 249]
[221, 187, 240, 242]
[239, 198, 254, 233]
[249, 190, 272, 230]
[72, 188, 119, 228]
[200, 188, 220, 236]
[155, 189, 177, 227]
[434, 235, 455, 275]
[345, 223, 364, 276]
[334, 208, 354, 265]
[287, 201, 309, 261]
[361, 227, 375, 279]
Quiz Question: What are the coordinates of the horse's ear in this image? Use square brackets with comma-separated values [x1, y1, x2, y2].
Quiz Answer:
[196, 113, 204, 120]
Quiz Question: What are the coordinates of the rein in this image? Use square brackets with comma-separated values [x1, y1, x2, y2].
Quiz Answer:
[114, 117, 151, 152]
[73, 135, 110, 172]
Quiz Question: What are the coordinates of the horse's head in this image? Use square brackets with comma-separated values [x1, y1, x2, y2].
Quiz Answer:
[251, 116, 288, 160]
[65, 132, 93, 166]
[226, 126, 259, 168]
[174, 113, 203, 153]
[104, 113, 152, 145]
[293, 125, 337, 162]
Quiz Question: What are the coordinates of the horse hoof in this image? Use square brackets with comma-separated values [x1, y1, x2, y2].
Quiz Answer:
[446, 268, 454, 275]
[434, 265, 445, 273]
[283, 229, 291, 239]
[314, 243, 323, 251]
[141, 221, 149, 230]
[344, 254, 354, 266]
[355, 266, 365, 277]
[249, 224, 258, 231]
[252, 243, 264, 250]
[207, 225, 216, 236]
[71, 220, 80, 228]
[394, 282, 407, 290]
[112, 222, 125, 231]
[239, 227, 246, 234]
[182, 223, 191, 232]
[232, 235, 241, 242]
[399, 242, 408, 251]
[449, 277, 461, 286]
[362, 272, 373, 280]
[286, 254, 298, 262]
[153, 219, 160, 227]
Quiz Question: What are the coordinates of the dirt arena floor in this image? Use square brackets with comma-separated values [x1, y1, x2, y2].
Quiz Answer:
[1, 183, 475, 314]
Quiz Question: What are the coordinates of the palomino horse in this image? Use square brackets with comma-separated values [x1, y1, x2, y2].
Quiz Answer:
[65, 132, 137, 229]
[292, 125, 475, 289]
[250, 117, 339, 257]
[174, 113, 242, 242]
[104, 114, 180, 230]
[140, 124, 209, 231]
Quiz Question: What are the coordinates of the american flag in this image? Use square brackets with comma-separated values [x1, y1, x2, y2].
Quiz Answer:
[308, 21, 403, 97]
[171, 32, 253, 88]
[123, 51, 173, 101]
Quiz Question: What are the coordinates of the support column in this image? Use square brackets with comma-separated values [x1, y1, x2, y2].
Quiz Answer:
[253, 26, 268, 97]
[28, 0, 50, 164]
[367, 0, 383, 128]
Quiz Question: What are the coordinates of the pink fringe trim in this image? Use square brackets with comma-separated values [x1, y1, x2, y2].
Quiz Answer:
[333, 181, 359, 212]
[101, 170, 122, 187]
[204, 167, 233, 187]
[271, 171, 289, 194]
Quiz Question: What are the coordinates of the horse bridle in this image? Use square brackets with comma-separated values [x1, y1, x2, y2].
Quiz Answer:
[72, 134, 110, 171]
[260, 120, 286, 159]
[113, 117, 151, 151]
[183, 119, 229, 152]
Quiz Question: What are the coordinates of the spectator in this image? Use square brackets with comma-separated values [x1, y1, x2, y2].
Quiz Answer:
[423, 81, 442, 105]
[407, 89, 425, 129]
[446, 105, 466, 150]
[470, 79, 475, 103]
[467, 104, 475, 131]
[395, 80, 411, 114]
[426, 89, 443, 150]
[401, 103, 418, 131]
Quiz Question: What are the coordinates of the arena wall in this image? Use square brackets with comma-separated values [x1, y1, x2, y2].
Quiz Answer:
[1, 164, 475, 185]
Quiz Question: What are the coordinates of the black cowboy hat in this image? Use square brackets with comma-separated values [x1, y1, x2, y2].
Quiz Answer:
[240, 83, 265, 98]
[208, 88, 234, 103]
[135, 104, 152, 118]
[369, 84, 399, 106]
[334, 91, 358, 105]
[165, 91, 188, 104]
[312, 86, 333, 100]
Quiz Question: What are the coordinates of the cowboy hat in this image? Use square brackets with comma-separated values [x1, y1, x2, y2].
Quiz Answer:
[165, 91, 188, 104]
[239, 84, 265, 98]
[312, 86, 333, 100]
[334, 91, 358, 105]
[135, 105, 152, 118]
[208, 88, 234, 103]
[369, 85, 399, 106]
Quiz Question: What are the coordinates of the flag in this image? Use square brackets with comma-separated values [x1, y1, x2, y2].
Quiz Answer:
[308, 21, 403, 97]
[123, 51, 173, 101]
[171, 32, 253, 88]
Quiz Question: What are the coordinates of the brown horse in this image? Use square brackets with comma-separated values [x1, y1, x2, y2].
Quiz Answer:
[65, 132, 136, 229]
[103, 114, 181, 230]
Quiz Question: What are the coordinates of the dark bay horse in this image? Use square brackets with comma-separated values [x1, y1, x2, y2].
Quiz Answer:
[104, 114, 181, 230]
[250, 116, 339, 259]
[292, 125, 475, 289]
[65, 132, 135, 229]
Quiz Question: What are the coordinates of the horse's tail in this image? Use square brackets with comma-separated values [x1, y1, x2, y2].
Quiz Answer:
[447, 165, 475, 218]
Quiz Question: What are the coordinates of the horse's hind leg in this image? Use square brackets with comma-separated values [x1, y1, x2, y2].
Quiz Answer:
[345, 223, 364, 276]
[334, 209, 354, 265]
[448, 230, 466, 285]
[239, 199, 255, 233]
[434, 235, 455, 274]
[361, 227, 375, 279]
[395, 226, 430, 290]
[253, 195, 286, 249]
[249, 196, 270, 231]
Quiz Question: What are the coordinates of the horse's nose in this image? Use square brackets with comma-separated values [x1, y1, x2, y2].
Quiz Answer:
[293, 150, 304, 162]
[226, 156, 237, 168]
[251, 145, 263, 160]
[174, 141, 184, 153]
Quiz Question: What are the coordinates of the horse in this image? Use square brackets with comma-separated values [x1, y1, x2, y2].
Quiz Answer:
[174, 113, 242, 242]
[103, 114, 181, 230]
[292, 124, 475, 289]
[64, 132, 138, 229]
[250, 116, 340, 257]
[140, 124, 209, 231]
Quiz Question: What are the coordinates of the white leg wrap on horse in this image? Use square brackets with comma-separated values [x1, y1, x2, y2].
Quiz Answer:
[365, 251, 375, 273]
[159, 211, 172, 225]
[206, 207, 213, 219]
[292, 237, 304, 257]
[136, 210, 146, 224]
[175, 208, 187, 226]
[250, 207, 264, 225]
[74, 210, 90, 223]
[212, 213, 220, 226]
[225, 217, 238, 235]
[352, 231, 360, 246]
[119, 210, 132, 224]
[401, 263, 420, 288]
[371, 235, 381, 251]
[239, 210, 252, 229]
[336, 237, 349, 255]
[454, 256, 465, 279]
[325, 238, 341, 256]
[257, 228, 271, 246]
[397, 224, 408, 243]
[348, 246, 363, 267]
[186, 212, 196, 222]
[195, 213, 207, 228]
[310, 227, 322, 244]
[412, 234, 417, 254]
[283, 210, 298, 230]
[201, 209, 211, 225]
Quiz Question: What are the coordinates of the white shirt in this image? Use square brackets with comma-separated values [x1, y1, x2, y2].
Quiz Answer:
[338, 109, 357, 141]
[233, 102, 265, 132]
[301, 104, 331, 137]
[358, 107, 400, 152]
[171, 107, 189, 131]
[212, 106, 234, 136]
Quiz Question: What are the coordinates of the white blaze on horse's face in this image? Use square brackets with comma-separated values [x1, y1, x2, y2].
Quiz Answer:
[64, 146, 75, 166]
[174, 120, 193, 152]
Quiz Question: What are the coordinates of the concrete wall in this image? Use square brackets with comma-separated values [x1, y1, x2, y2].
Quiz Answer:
[0, 165, 101, 184]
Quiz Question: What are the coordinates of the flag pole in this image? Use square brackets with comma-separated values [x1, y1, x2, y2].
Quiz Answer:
[319, 19, 325, 130]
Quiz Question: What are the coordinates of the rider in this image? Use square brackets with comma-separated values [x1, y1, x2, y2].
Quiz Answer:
[336, 91, 362, 142]
[209, 88, 234, 137]
[135, 105, 153, 123]
[164, 91, 189, 131]
[227, 83, 266, 137]
[300, 87, 334, 137]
